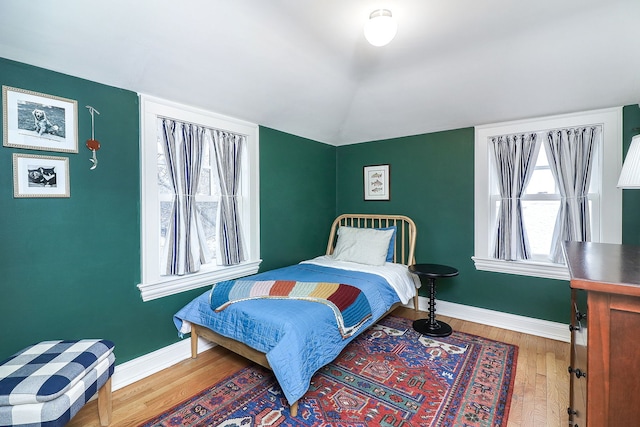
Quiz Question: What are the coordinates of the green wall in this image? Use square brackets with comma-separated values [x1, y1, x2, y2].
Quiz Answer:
[0, 57, 190, 363]
[622, 105, 640, 246]
[259, 127, 336, 272]
[0, 59, 336, 363]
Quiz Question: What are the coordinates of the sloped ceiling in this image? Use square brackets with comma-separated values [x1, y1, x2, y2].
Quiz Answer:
[1, 0, 639, 145]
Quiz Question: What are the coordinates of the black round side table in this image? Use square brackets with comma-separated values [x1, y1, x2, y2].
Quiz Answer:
[409, 263, 458, 337]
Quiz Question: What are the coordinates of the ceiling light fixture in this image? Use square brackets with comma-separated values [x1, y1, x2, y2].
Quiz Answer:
[364, 9, 397, 47]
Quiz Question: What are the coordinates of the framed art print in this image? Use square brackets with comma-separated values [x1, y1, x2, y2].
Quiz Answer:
[3, 86, 78, 153]
[364, 164, 390, 201]
[13, 153, 70, 198]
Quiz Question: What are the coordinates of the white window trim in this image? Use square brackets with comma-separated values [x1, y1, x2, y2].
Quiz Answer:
[473, 107, 623, 281]
[137, 94, 261, 301]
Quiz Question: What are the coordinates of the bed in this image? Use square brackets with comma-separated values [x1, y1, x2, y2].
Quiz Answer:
[173, 213, 420, 416]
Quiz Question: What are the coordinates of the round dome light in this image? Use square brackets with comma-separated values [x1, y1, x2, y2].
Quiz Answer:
[363, 9, 398, 47]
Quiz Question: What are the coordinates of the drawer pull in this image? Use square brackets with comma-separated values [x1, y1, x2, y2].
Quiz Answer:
[568, 366, 587, 378]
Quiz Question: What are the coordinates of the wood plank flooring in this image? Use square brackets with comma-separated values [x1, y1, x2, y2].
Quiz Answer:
[68, 307, 570, 427]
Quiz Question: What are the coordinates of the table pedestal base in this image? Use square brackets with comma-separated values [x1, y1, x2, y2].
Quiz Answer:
[408, 264, 458, 338]
[412, 318, 452, 337]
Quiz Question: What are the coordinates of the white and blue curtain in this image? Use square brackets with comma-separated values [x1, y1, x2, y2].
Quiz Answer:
[160, 119, 210, 275]
[545, 127, 598, 263]
[211, 129, 246, 266]
[490, 133, 540, 261]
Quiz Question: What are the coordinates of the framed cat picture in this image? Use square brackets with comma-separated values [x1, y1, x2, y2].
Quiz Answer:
[13, 153, 70, 198]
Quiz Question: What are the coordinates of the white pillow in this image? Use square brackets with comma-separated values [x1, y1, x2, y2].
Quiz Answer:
[332, 226, 395, 266]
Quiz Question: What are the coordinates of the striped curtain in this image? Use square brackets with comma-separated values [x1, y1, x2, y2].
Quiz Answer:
[211, 129, 246, 266]
[160, 119, 210, 275]
[545, 127, 598, 263]
[491, 133, 540, 261]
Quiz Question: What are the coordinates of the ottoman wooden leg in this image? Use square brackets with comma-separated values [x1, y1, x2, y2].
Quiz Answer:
[98, 377, 112, 426]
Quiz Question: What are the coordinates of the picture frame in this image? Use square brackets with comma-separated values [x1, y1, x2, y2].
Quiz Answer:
[363, 164, 390, 201]
[13, 153, 70, 198]
[3, 85, 78, 153]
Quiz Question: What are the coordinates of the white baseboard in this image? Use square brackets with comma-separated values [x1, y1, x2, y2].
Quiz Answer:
[110, 337, 214, 391]
[109, 300, 569, 392]
[412, 296, 570, 343]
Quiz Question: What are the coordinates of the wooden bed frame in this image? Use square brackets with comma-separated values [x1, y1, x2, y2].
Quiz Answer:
[190, 213, 418, 416]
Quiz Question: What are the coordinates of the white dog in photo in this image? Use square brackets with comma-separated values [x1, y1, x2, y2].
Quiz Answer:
[32, 108, 59, 136]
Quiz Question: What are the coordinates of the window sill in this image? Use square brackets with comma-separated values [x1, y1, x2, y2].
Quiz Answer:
[472, 256, 569, 281]
[137, 260, 262, 301]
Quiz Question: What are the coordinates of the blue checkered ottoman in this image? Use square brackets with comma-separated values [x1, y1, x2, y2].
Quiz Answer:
[0, 339, 115, 427]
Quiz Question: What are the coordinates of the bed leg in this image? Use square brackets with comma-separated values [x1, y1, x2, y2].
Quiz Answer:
[413, 293, 419, 312]
[191, 327, 199, 359]
[290, 401, 298, 417]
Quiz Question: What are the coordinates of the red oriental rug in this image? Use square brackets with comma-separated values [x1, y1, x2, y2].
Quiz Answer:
[141, 315, 518, 426]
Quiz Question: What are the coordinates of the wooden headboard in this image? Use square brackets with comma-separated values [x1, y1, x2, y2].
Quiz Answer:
[326, 214, 417, 266]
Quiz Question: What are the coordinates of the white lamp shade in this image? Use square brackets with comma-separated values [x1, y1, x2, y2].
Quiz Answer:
[364, 9, 398, 47]
[618, 135, 640, 188]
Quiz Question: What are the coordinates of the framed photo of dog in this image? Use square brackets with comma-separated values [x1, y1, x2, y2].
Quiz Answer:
[13, 153, 70, 198]
[3, 86, 78, 153]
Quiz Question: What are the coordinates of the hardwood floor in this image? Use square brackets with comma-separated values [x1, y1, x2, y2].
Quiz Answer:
[68, 308, 570, 427]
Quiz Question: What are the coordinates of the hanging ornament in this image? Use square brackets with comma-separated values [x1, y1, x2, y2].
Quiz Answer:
[86, 105, 101, 170]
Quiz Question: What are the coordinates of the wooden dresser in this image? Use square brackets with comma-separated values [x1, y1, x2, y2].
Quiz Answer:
[563, 241, 640, 427]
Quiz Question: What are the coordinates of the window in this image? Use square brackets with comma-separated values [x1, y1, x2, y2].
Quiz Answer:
[473, 107, 622, 280]
[138, 95, 261, 301]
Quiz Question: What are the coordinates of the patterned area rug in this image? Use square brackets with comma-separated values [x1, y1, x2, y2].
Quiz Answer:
[141, 315, 517, 426]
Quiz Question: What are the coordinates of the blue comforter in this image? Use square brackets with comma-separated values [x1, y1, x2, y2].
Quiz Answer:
[173, 260, 407, 405]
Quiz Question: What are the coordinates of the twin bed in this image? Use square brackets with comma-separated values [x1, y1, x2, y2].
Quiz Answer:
[173, 214, 420, 416]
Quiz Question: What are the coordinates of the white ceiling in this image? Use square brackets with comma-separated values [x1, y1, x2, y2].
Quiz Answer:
[1, 0, 639, 145]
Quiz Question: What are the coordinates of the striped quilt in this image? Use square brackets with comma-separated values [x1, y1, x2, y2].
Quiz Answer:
[210, 280, 372, 338]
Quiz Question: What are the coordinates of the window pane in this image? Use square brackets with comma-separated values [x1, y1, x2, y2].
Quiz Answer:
[197, 201, 217, 257]
[522, 200, 559, 256]
[159, 201, 218, 261]
[198, 167, 211, 195]
[536, 148, 549, 167]
[525, 150, 557, 195]
[157, 139, 173, 194]
[197, 142, 211, 196]
[160, 200, 172, 257]
[526, 169, 556, 195]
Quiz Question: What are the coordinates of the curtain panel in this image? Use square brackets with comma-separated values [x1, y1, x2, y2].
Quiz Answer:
[211, 129, 246, 266]
[544, 127, 598, 263]
[160, 119, 210, 275]
[490, 133, 540, 261]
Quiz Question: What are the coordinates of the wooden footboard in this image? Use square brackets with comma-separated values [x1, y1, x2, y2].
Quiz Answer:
[191, 323, 269, 367]
[190, 323, 301, 416]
